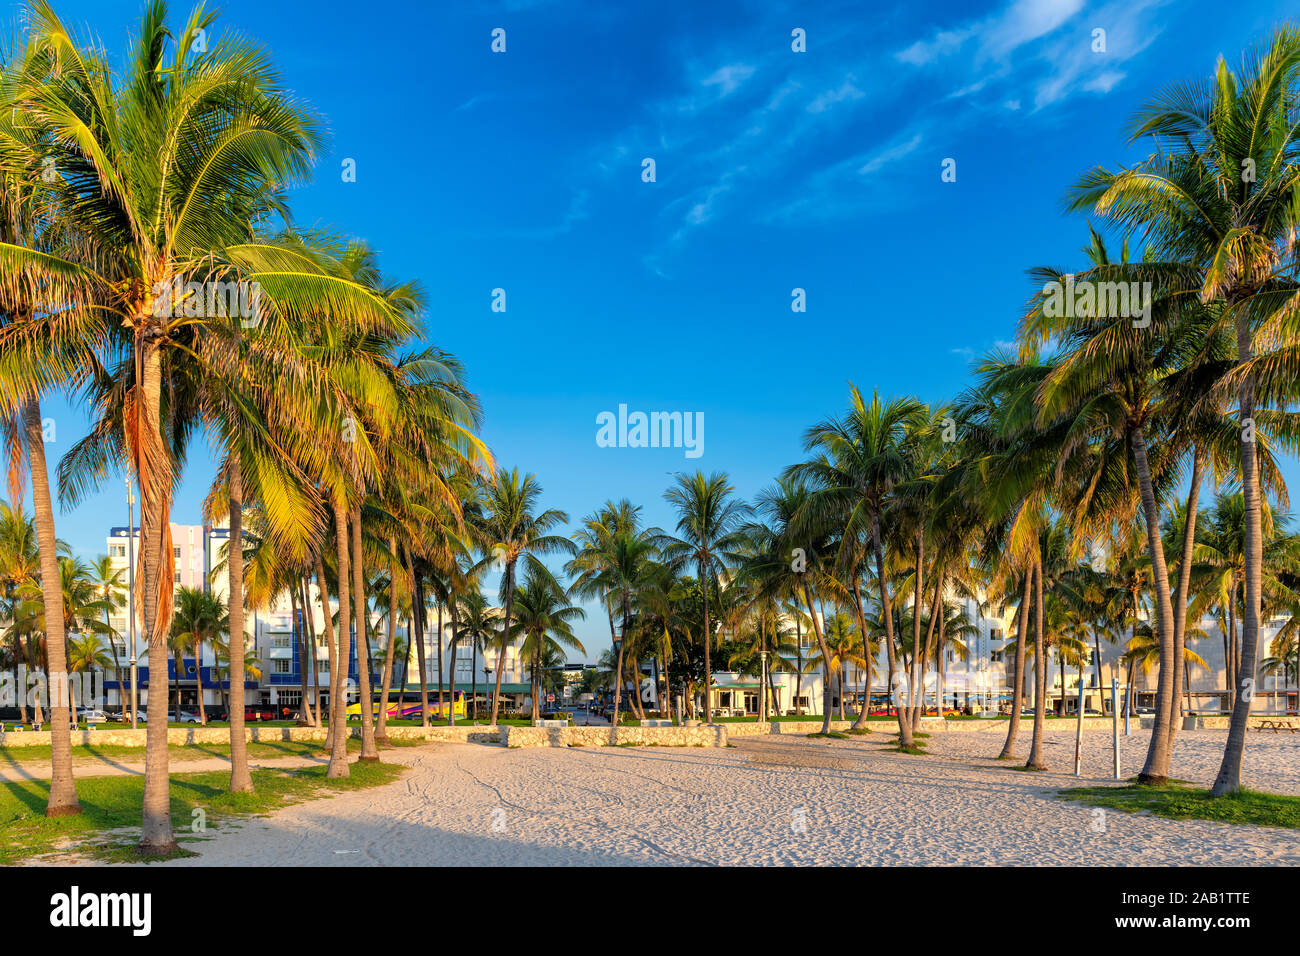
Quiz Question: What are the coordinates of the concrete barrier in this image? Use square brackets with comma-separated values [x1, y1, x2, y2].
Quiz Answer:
[0, 723, 503, 748]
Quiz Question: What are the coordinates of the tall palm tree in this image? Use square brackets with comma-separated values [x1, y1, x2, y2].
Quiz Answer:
[1066, 27, 1300, 795]
[655, 472, 750, 724]
[470, 469, 574, 725]
[788, 386, 928, 744]
[508, 572, 586, 721]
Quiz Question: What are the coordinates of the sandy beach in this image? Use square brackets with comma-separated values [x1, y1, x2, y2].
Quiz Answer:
[71, 725, 1292, 867]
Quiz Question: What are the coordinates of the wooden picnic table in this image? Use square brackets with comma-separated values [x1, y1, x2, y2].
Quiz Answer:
[1256, 719, 1298, 733]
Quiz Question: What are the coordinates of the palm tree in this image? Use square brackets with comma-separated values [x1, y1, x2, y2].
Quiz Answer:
[170, 588, 226, 724]
[508, 572, 586, 721]
[568, 506, 659, 728]
[655, 472, 750, 724]
[788, 386, 928, 744]
[806, 613, 868, 720]
[455, 589, 499, 721]
[1065, 27, 1300, 795]
[470, 469, 574, 725]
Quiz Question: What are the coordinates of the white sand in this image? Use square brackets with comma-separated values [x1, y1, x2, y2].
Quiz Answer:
[106, 725, 1300, 867]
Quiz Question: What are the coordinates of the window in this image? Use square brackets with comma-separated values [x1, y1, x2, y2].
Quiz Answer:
[990, 649, 1004, 663]
[989, 628, 1003, 642]
[794, 695, 810, 709]
[174, 546, 182, 558]
[273, 659, 290, 674]
[110, 544, 126, 557]
[272, 635, 290, 648]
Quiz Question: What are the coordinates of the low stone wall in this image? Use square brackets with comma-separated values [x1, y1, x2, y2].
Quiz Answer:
[0, 723, 502, 749]
[503, 724, 727, 749]
[1194, 715, 1297, 731]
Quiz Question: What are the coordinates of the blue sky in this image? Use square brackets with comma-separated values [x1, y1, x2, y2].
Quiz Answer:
[32, 0, 1300, 660]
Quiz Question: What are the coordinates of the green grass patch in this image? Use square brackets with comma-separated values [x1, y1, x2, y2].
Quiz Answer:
[806, 731, 849, 740]
[1058, 783, 1300, 829]
[842, 728, 872, 736]
[0, 759, 403, 865]
[881, 743, 928, 755]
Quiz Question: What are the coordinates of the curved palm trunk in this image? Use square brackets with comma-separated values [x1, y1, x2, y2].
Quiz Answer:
[794, 617, 804, 716]
[851, 578, 872, 730]
[1168, 453, 1203, 749]
[301, 577, 319, 726]
[1214, 314, 1264, 796]
[436, 598, 445, 718]
[447, 598, 459, 727]
[314, 554, 337, 752]
[24, 400, 80, 816]
[470, 638, 479, 721]
[408, 553, 429, 729]
[377, 544, 398, 744]
[1026, 555, 1048, 770]
[350, 506, 378, 760]
[906, 528, 925, 737]
[193, 637, 207, 724]
[611, 617, 626, 730]
[800, 581, 834, 734]
[914, 574, 942, 731]
[107, 619, 125, 721]
[327, 505, 351, 778]
[1130, 425, 1177, 785]
[489, 563, 515, 726]
[701, 559, 714, 723]
[135, 342, 178, 853]
[871, 511, 909, 745]
[292, 582, 311, 726]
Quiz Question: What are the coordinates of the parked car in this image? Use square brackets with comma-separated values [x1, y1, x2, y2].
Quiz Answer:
[171, 711, 201, 723]
[75, 708, 112, 722]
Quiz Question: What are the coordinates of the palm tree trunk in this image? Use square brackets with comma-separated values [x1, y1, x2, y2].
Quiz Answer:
[350, 506, 377, 760]
[1168, 453, 1204, 748]
[134, 338, 178, 852]
[314, 553, 336, 751]
[301, 577, 319, 726]
[908, 528, 925, 734]
[377, 544, 398, 743]
[193, 637, 206, 725]
[914, 573, 942, 731]
[701, 559, 713, 723]
[409, 555, 429, 728]
[611, 614, 626, 729]
[489, 563, 514, 726]
[327, 503, 351, 778]
[1130, 425, 1177, 785]
[872, 510, 908, 745]
[999, 572, 1030, 758]
[800, 581, 834, 735]
[107, 620, 125, 721]
[1026, 554, 1048, 770]
[471, 637, 479, 721]
[794, 616, 804, 715]
[851, 578, 872, 730]
[291, 582, 311, 726]
[447, 598, 459, 727]
[436, 597, 445, 718]
[23, 399, 80, 817]
[1213, 310, 1264, 795]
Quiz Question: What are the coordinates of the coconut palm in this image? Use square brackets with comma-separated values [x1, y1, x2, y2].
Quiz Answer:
[1066, 26, 1300, 795]
[654, 472, 751, 725]
[507, 572, 586, 721]
[469, 469, 573, 725]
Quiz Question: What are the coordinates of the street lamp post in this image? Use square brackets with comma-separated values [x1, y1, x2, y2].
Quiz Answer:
[126, 476, 139, 729]
[759, 649, 768, 722]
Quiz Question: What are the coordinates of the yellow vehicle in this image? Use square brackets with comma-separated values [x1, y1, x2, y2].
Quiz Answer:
[346, 691, 466, 721]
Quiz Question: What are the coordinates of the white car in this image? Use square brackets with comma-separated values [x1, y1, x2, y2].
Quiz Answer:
[76, 709, 111, 722]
